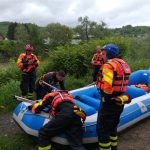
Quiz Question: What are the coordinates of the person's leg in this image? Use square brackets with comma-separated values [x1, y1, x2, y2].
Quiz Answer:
[28, 71, 36, 99]
[97, 109, 113, 150]
[39, 109, 73, 149]
[20, 73, 29, 98]
[65, 117, 86, 150]
[110, 110, 123, 150]
[36, 86, 48, 99]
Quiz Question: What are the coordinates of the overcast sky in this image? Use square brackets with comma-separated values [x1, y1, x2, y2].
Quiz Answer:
[0, 0, 150, 28]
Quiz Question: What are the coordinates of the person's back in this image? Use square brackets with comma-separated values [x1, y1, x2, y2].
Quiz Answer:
[31, 90, 86, 150]
[36, 70, 66, 99]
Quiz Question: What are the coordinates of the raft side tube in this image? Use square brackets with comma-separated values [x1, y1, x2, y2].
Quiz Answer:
[80, 95, 100, 110]
[74, 99, 96, 116]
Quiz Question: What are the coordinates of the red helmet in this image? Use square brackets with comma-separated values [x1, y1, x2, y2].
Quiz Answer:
[24, 44, 33, 51]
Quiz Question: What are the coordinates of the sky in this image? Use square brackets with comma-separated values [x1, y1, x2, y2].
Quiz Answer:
[0, 0, 150, 28]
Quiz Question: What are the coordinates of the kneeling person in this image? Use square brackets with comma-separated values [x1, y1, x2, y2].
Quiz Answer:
[31, 90, 86, 150]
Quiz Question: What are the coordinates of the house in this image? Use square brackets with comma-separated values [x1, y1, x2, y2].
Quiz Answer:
[0, 35, 5, 41]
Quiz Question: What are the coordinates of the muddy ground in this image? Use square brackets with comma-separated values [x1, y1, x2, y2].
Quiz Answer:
[0, 113, 150, 150]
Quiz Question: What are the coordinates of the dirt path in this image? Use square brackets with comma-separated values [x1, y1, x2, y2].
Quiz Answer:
[0, 112, 22, 136]
[118, 118, 150, 150]
[0, 112, 150, 150]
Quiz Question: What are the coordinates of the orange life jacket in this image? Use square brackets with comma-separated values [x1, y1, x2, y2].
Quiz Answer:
[17, 53, 39, 73]
[92, 52, 104, 66]
[131, 84, 149, 92]
[48, 91, 75, 116]
[97, 58, 131, 93]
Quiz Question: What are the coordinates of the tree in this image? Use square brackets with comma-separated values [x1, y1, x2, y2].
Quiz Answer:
[14, 24, 30, 43]
[75, 16, 108, 41]
[27, 24, 45, 54]
[46, 23, 73, 48]
[7, 22, 17, 40]
[78, 16, 90, 41]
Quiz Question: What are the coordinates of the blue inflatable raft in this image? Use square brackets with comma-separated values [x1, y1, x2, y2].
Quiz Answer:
[13, 70, 150, 144]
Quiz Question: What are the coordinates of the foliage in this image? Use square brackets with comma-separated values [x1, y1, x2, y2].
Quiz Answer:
[0, 80, 20, 111]
[47, 38, 128, 77]
[0, 41, 19, 58]
[0, 22, 10, 36]
[0, 59, 20, 86]
[110, 25, 150, 37]
[46, 23, 73, 48]
[74, 16, 108, 41]
[14, 24, 30, 43]
[7, 22, 17, 40]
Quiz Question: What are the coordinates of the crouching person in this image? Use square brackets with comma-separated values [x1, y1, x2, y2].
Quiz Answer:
[31, 90, 86, 150]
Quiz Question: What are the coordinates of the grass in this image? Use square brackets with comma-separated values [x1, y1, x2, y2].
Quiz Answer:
[0, 80, 20, 111]
[0, 134, 37, 150]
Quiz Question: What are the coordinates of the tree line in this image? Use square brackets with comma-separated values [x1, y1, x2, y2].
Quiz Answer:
[0, 16, 150, 60]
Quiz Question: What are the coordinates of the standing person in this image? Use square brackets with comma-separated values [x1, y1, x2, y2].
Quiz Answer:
[96, 44, 131, 150]
[91, 45, 104, 82]
[36, 70, 66, 99]
[17, 44, 40, 99]
[31, 90, 86, 150]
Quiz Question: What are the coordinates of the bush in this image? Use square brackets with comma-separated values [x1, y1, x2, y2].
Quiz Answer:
[47, 38, 128, 77]
[0, 41, 18, 58]
[0, 59, 20, 86]
[0, 80, 20, 111]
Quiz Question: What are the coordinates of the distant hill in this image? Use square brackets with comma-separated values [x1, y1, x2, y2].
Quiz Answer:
[109, 25, 150, 37]
[0, 21, 150, 38]
[0, 22, 11, 36]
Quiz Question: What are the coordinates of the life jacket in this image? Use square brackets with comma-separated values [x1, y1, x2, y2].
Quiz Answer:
[131, 84, 149, 92]
[92, 52, 104, 66]
[49, 91, 75, 116]
[17, 53, 38, 73]
[97, 58, 131, 93]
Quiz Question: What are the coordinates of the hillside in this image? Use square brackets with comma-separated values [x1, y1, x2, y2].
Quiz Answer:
[110, 25, 150, 37]
[0, 21, 10, 36]
[1, 21, 150, 38]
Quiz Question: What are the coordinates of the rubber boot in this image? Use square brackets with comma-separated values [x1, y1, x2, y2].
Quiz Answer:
[110, 136, 118, 150]
[27, 92, 33, 100]
[38, 144, 51, 150]
[99, 142, 111, 150]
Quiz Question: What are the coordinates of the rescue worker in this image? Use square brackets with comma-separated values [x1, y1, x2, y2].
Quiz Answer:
[17, 44, 40, 99]
[91, 45, 104, 82]
[96, 44, 131, 150]
[36, 70, 66, 99]
[31, 90, 86, 150]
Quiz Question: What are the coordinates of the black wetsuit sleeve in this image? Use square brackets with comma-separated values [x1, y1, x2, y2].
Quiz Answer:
[59, 80, 66, 90]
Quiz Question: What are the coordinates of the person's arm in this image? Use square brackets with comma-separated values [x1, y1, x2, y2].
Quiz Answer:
[32, 94, 53, 114]
[43, 74, 54, 91]
[59, 80, 65, 90]
[101, 63, 114, 102]
[17, 54, 28, 69]
[33, 55, 40, 67]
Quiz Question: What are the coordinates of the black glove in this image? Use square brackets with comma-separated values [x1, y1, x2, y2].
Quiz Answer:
[23, 62, 28, 67]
